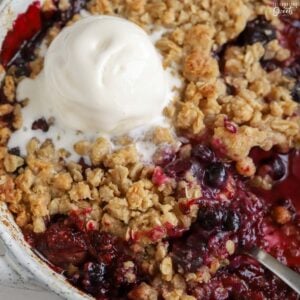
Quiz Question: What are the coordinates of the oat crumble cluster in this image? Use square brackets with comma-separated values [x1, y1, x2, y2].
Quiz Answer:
[0, 0, 300, 299]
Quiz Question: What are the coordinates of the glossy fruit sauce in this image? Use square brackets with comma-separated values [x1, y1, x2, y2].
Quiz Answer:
[1, 1, 300, 299]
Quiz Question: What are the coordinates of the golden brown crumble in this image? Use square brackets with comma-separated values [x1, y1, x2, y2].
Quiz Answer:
[73, 140, 91, 156]
[0, 64, 4, 76]
[176, 102, 205, 134]
[183, 50, 219, 82]
[152, 127, 174, 145]
[264, 40, 288, 61]
[58, 0, 71, 11]
[12, 104, 23, 130]
[42, 0, 57, 12]
[104, 144, 138, 168]
[271, 205, 292, 225]
[160, 256, 173, 281]
[0, 0, 300, 298]
[53, 172, 73, 190]
[90, 137, 111, 166]
[87, 0, 113, 15]
[29, 57, 44, 79]
[0, 127, 11, 145]
[250, 174, 273, 191]
[128, 282, 158, 300]
[3, 75, 15, 102]
[184, 24, 215, 54]
[235, 157, 256, 177]
[3, 154, 24, 173]
[225, 240, 235, 255]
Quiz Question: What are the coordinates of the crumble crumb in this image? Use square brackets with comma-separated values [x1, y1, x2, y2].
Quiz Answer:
[3, 153, 24, 173]
[176, 102, 205, 134]
[272, 206, 292, 225]
[236, 157, 256, 177]
[29, 57, 44, 79]
[128, 282, 158, 300]
[160, 256, 173, 281]
[104, 144, 138, 168]
[183, 50, 219, 82]
[152, 127, 174, 145]
[42, 0, 56, 12]
[58, 0, 71, 11]
[0, 104, 14, 116]
[87, 0, 113, 14]
[74, 140, 91, 156]
[3, 75, 15, 102]
[225, 240, 235, 255]
[53, 172, 73, 191]
[90, 137, 110, 166]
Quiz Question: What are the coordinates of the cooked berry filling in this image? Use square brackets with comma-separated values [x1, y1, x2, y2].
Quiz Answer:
[25, 215, 144, 299]
[23, 144, 300, 299]
[1, 2, 299, 300]
[237, 16, 277, 46]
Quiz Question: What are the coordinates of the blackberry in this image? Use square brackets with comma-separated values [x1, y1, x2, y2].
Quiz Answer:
[204, 162, 228, 188]
[198, 207, 225, 230]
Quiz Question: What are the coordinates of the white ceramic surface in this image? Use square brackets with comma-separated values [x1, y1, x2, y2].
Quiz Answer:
[0, 1, 92, 299]
[0, 242, 61, 300]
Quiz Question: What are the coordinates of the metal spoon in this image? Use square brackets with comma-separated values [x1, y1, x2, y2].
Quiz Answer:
[248, 247, 300, 295]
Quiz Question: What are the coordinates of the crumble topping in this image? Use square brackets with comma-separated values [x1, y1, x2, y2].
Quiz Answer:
[0, 0, 299, 299]
[3, 75, 15, 102]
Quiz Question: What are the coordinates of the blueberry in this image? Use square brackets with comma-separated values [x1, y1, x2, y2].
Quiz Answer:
[291, 82, 300, 103]
[85, 262, 106, 285]
[198, 207, 224, 230]
[204, 162, 228, 188]
[191, 144, 215, 163]
[270, 156, 286, 181]
[238, 16, 276, 45]
[223, 211, 240, 232]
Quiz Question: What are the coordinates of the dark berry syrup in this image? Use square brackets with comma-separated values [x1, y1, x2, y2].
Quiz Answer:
[1, 3, 300, 300]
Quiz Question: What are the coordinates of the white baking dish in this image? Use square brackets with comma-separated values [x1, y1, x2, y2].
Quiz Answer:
[0, 1, 91, 298]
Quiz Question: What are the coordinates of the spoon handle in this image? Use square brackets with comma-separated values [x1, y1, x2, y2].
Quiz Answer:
[249, 247, 300, 295]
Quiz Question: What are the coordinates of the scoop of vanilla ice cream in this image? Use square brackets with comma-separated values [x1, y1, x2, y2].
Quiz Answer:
[42, 15, 168, 134]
